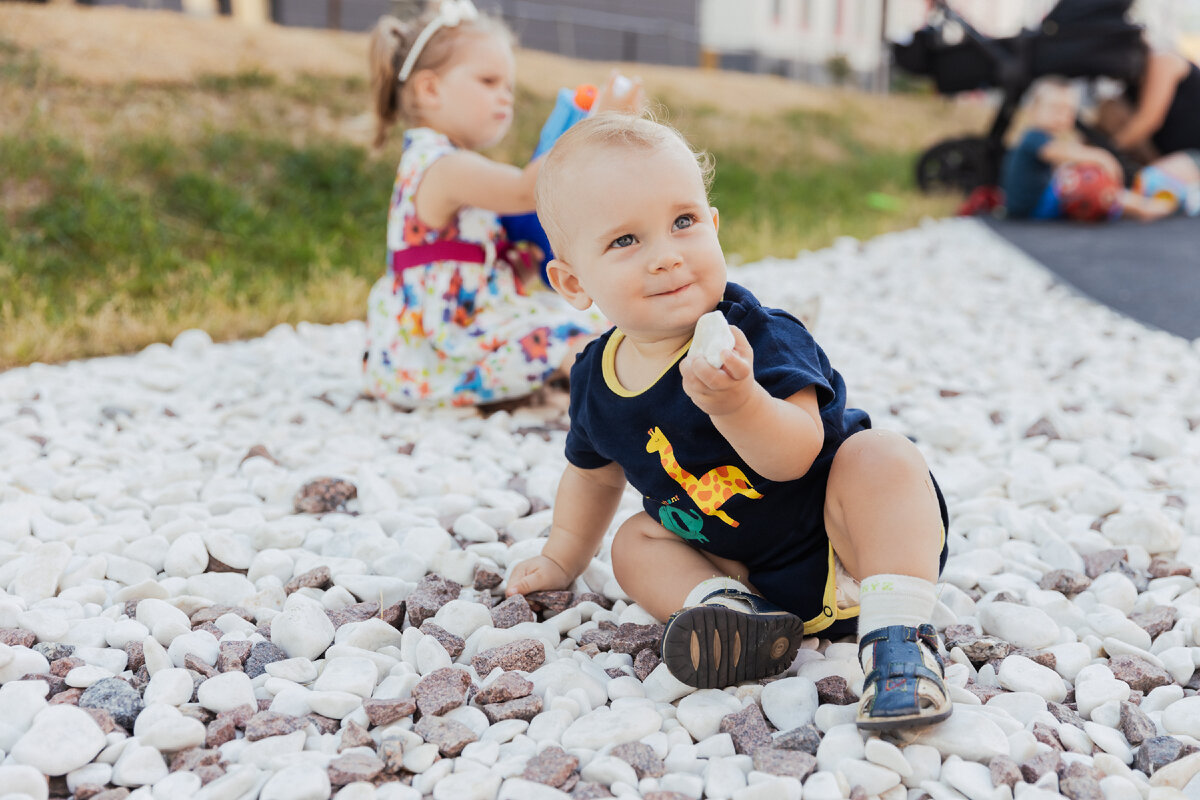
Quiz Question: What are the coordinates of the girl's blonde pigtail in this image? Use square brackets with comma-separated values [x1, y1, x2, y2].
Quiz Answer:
[368, 16, 414, 149]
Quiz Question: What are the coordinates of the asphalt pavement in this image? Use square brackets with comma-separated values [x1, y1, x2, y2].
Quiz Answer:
[983, 215, 1200, 340]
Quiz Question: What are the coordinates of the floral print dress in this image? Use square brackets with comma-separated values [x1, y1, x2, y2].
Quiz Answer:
[363, 128, 604, 407]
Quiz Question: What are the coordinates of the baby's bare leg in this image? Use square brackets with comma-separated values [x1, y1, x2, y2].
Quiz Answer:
[1120, 191, 1176, 222]
[824, 429, 952, 730]
[823, 429, 942, 581]
[610, 511, 751, 622]
[1150, 151, 1200, 185]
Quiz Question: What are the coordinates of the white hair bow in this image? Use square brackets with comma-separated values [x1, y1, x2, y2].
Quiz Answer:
[397, 0, 481, 83]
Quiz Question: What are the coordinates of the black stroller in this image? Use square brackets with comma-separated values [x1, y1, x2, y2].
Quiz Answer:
[892, 0, 1147, 194]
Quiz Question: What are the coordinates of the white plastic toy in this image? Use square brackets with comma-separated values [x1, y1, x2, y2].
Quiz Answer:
[693, 311, 735, 368]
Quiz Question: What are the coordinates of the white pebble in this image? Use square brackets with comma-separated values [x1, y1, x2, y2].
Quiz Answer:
[759, 676, 819, 732]
[675, 689, 742, 741]
[271, 594, 336, 660]
[197, 671, 256, 713]
[10, 705, 107, 776]
[0, 764, 51, 800]
[693, 310, 735, 368]
[111, 742, 169, 787]
[259, 763, 332, 800]
[143, 668, 196, 706]
[997, 654, 1067, 702]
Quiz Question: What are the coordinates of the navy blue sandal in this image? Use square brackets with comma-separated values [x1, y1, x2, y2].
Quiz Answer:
[856, 624, 952, 730]
[660, 588, 805, 689]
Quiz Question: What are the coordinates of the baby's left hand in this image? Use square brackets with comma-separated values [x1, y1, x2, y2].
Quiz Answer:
[680, 325, 757, 417]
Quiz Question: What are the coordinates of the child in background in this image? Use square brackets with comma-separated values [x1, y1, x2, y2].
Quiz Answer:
[364, 0, 643, 408]
[507, 114, 953, 731]
[1001, 79, 1194, 221]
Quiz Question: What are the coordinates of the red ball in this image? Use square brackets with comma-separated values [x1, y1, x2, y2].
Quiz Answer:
[1054, 162, 1121, 222]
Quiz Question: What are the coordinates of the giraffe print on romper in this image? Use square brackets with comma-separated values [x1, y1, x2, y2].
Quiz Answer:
[646, 427, 763, 534]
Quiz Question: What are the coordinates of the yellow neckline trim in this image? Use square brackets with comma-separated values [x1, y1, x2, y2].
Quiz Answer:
[601, 330, 693, 398]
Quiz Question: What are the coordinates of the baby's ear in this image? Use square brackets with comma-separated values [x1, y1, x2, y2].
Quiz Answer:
[710, 206, 720, 233]
[546, 259, 593, 310]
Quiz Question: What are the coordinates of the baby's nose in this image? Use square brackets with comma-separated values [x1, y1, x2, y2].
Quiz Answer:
[652, 244, 683, 271]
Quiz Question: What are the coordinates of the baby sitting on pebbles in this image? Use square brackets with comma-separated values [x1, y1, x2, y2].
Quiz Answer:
[505, 112, 954, 730]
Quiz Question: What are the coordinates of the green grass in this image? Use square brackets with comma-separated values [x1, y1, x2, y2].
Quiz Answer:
[197, 69, 277, 93]
[0, 39, 956, 368]
[712, 148, 921, 259]
[0, 114, 394, 364]
[3, 127, 388, 311]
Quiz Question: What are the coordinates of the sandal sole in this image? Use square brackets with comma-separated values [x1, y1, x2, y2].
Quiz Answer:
[661, 605, 804, 688]
[856, 705, 952, 731]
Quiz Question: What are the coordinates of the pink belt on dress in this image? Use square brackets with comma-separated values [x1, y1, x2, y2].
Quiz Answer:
[389, 239, 544, 286]
[390, 241, 489, 273]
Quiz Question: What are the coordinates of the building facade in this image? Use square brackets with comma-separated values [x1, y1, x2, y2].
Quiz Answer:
[72, 0, 1199, 83]
[698, 0, 1195, 89]
[697, 0, 1062, 89]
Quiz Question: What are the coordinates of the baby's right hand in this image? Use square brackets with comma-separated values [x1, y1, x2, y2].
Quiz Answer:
[506, 555, 571, 597]
[592, 70, 645, 115]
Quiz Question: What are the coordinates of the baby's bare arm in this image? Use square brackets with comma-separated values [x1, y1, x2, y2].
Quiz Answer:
[681, 326, 824, 482]
[506, 462, 626, 595]
[710, 384, 823, 482]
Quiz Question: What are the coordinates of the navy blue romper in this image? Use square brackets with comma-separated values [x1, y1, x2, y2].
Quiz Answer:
[565, 283, 949, 636]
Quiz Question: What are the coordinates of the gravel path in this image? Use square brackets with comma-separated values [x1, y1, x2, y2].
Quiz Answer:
[2, 219, 1200, 800]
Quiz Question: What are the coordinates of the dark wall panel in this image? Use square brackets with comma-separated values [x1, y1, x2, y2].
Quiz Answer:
[492, 0, 700, 66]
[82, 0, 186, 10]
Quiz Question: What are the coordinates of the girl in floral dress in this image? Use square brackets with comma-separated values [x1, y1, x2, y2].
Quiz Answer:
[364, 0, 642, 407]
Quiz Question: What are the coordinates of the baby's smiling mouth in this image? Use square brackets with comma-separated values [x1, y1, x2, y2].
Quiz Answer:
[651, 282, 692, 297]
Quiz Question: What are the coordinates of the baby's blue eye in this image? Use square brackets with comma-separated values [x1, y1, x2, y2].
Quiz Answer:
[610, 234, 635, 249]
[674, 215, 695, 230]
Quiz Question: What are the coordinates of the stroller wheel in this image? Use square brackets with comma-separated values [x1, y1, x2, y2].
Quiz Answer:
[915, 136, 998, 194]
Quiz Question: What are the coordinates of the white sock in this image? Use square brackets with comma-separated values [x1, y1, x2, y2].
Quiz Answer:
[856, 573, 937, 640]
[684, 576, 753, 612]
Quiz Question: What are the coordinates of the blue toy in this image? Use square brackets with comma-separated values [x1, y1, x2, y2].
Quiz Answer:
[500, 84, 597, 284]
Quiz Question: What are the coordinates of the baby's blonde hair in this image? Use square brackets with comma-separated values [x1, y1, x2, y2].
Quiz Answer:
[1029, 76, 1080, 109]
[535, 113, 714, 257]
[368, 10, 513, 148]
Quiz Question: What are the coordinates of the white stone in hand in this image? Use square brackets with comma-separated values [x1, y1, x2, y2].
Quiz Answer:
[693, 310, 734, 368]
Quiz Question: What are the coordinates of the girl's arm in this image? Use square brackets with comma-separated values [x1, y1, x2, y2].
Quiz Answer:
[1113, 51, 1189, 151]
[506, 461, 627, 595]
[416, 151, 541, 226]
